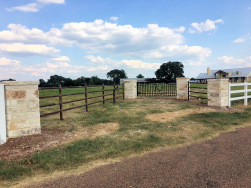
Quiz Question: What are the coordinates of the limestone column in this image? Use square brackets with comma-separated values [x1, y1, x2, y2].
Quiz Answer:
[176, 77, 190, 100]
[3, 81, 41, 138]
[207, 79, 229, 107]
[124, 80, 137, 99]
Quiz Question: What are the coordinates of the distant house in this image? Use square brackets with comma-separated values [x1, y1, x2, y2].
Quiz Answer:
[120, 78, 146, 84]
[196, 67, 251, 83]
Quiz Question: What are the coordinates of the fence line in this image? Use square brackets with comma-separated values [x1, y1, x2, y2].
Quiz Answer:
[229, 82, 251, 107]
[39, 84, 124, 120]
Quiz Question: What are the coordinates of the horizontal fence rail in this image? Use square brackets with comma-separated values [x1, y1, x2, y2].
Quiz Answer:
[188, 81, 208, 101]
[229, 82, 251, 107]
[39, 84, 124, 120]
[137, 82, 176, 97]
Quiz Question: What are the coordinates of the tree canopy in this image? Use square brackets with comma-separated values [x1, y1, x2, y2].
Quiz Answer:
[155, 61, 184, 82]
[136, 74, 144, 78]
[106, 69, 127, 84]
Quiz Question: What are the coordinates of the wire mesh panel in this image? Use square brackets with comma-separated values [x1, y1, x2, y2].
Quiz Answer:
[137, 82, 177, 96]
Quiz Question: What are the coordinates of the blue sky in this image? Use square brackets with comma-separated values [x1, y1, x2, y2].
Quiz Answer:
[0, 0, 251, 81]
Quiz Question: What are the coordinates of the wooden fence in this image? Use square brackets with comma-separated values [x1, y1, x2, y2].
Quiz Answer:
[39, 84, 124, 120]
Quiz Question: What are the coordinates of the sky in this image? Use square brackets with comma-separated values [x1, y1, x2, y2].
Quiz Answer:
[0, 0, 251, 81]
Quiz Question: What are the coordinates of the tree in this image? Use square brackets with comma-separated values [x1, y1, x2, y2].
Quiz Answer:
[89, 76, 102, 85]
[107, 69, 127, 84]
[47, 75, 66, 86]
[39, 79, 46, 87]
[155, 61, 184, 82]
[136, 74, 144, 78]
[0, 78, 16, 82]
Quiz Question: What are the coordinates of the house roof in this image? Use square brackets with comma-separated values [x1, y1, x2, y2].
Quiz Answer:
[120, 78, 146, 82]
[196, 67, 251, 79]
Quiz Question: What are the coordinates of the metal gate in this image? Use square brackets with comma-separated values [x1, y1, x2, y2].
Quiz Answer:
[188, 80, 207, 101]
[137, 82, 176, 97]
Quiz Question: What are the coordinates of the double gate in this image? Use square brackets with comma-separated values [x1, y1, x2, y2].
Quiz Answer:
[137, 82, 177, 97]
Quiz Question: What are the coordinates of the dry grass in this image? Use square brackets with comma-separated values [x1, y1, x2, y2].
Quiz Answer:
[1, 97, 251, 188]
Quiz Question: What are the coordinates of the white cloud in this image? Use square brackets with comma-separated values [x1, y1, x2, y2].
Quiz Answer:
[0, 43, 60, 56]
[52, 56, 70, 62]
[0, 20, 211, 66]
[218, 56, 251, 66]
[85, 55, 106, 64]
[0, 24, 71, 45]
[233, 37, 246, 43]
[85, 55, 161, 70]
[6, 3, 39, 12]
[0, 57, 20, 66]
[120, 60, 161, 69]
[189, 19, 224, 34]
[110, 16, 119, 21]
[37, 0, 65, 4]
[232, 33, 251, 43]
[6, 0, 64, 13]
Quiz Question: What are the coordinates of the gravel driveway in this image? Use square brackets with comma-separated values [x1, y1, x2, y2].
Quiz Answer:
[27, 126, 251, 188]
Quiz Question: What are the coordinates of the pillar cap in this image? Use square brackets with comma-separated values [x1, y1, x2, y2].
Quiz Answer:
[0, 81, 39, 86]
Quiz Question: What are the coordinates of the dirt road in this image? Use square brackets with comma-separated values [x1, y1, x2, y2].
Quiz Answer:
[27, 126, 251, 188]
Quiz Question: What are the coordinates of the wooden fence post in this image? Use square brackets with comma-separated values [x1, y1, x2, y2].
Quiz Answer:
[85, 85, 88, 112]
[113, 84, 116, 103]
[102, 84, 105, 104]
[59, 85, 63, 120]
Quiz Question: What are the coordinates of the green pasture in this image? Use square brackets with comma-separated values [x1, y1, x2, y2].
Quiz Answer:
[39, 85, 124, 117]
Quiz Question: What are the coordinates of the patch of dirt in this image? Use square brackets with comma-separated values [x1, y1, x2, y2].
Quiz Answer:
[146, 107, 229, 122]
[0, 123, 119, 161]
[67, 123, 119, 141]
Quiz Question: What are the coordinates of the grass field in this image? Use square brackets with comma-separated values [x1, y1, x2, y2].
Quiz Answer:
[39, 85, 124, 118]
[1, 95, 251, 187]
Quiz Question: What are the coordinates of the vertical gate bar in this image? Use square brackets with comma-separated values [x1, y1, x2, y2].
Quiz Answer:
[172, 83, 174, 96]
[161, 83, 165, 96]
[171, 83, 172, 96]
[102, 84, 105, 104]
[85, 85, 88, 112]
[164, 83, 166, 96]
[113, 84, 116, 103]
[146, 83, 148, 96]
[168, 83, 170, 96]
[152, 83, 154, 96]
[172, 83, 173, 96]
[147, 83, 149, 96]
[170, 83, 172, 96]
[59, 85, 63, 120]
[122, 83, 124, 99]
[137, 82, 138, 96]
[188, 81, 190, 101]
[140, 83, 142, 96]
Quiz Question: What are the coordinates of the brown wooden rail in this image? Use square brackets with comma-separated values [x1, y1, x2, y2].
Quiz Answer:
[39, 84, 124, 120]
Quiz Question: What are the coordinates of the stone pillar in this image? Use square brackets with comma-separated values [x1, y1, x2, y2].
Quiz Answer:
[207, 79, 229, 107]
[3, 81, 41, 138]
[0, 84, 7, 145]
[124, 80, 137, 99]
[176, 77, 190, 100]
